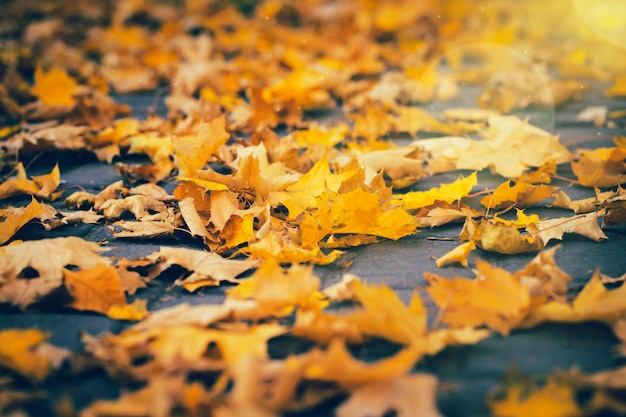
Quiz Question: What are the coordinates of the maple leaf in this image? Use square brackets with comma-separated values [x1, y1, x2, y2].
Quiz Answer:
[514, 245, 572, 305]
[417, 204, 477, 228]
[99, 195, 168, 220]
[400, 172, 477, 210]
[304, 339, 422, 388]
[0, 237, 110, 308]
[0, 163, 62, 200]
[30, 65, 81, 108]
[480, 180, 556, 209]
[333, 187, 418, 240]
[336, 374, 442, 417]
[413, 115, 571, 178]
[226, 260, 323, 319]
[108, 218, 177, 239]
[172, 115, 230, 177]
[196, 145, 298, 198]
[459, 217, 544, 254]
[523, 269, 626, 327]
[571, 147, 626, 187]
[140, 246, 258, 291]
[343, 279, 427, 345]
[488, 372, 583, 417]
[426, 258, 531, 335]
[551, 188, 619, 214]
[0, 329, 70, 382]
[0, 197, 44, 245]
[64, 263, 127, 316]
[527, 211, 608, 246]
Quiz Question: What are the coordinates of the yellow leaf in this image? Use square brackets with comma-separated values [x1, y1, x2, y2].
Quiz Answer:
[489, 374, 583, 417]
[0, 329, 69, 382]
[304, 339, 422, 388]
[226, 260, 322, 319]
[524, 269, 626, 327]
[30, 65, 80, 107]
[435, 241, 476, 268]
[426, 258, 531, 335]
[460, 217, 544, 254]
[142, 246, 258, 289]
[107, 299, 149, 321]
[0, 237, 110, 308]
[347, 280, 427, 345]
[401, 172, 477, 210]
[0, 197, 44, 245]
[172, 115, 230, 177]
[480, 181, 555, 209]
[0, 163, 61, 200]
[219, 214, 256, 251]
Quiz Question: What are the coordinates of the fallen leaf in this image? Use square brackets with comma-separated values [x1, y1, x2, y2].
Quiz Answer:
[523, 269, 626, 327]
[0, 237, 110, 308]
[0, 329, 69, 382]
[141, 246, 258, 290]
[64, 263, 127, 315]
[336, 374, 442, 417]
[527, 211, 608, 245]
[426, 258, 531, 335]
[435, 241, 476, 268]
[0, 198, 44, 244]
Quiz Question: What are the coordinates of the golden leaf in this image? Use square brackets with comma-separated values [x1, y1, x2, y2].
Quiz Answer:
[523, 269, 626, 327]
[64, 263, 127, 314]
[489, 374, 583, 417]
[401, 172, 477, 210]
[172, 115, 230, 177]
[0, 198, 44, 245]
[336, 374, 442, 417]
[142, 246, 258, 290]
[571, 147, 626, 187]
[426, 258, 531, 335]
[0, 163, 62, 200]
[304, 339, 422, 388]
[480, 181, 555, 209]
[435, 240, 476, 268]
[227, 260, 322, 319]
[30, 65, 80, 108]
[0, 329, 68, 383]
[0, 237, 110, 308]
[459, 217, 544, 254]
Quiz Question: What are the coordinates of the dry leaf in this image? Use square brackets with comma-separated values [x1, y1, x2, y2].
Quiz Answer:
[0, 198, 44, 244]
[435, 241, 476, 268]
[0, 329, 69, 382]
[336, 374, 442, 417]
[426, 258, 531, 335]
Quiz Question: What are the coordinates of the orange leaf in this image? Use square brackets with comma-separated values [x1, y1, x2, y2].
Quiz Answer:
[64, 263, 127, 315]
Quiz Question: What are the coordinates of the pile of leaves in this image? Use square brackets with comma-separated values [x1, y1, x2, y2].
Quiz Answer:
[1, 0, 626, 416]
